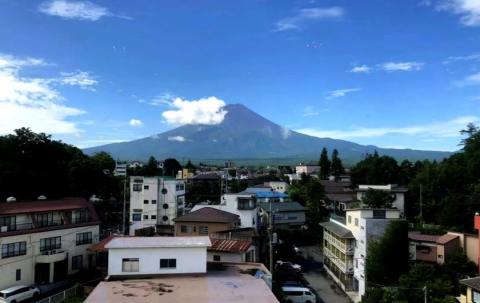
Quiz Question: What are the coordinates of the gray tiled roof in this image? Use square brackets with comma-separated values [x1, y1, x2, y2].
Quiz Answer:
[320, 221, 354, 238]
[461, 277, 480, 291]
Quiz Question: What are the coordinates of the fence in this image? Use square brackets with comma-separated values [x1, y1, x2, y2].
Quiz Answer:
[36, 285, 79, 303]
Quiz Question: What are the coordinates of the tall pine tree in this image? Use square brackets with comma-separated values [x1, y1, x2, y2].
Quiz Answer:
[318, 147, 331, 179]
[331, 149, 345, 178]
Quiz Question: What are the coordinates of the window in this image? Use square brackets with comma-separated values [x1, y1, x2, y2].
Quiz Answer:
[354, 218, 359, 226]
[72, 255, 83, 270]
[151, 215, 156, 220]
[438, 254, 443, 259]
[2, 242, 26, 258]
[144, 185, 149, 190]
[144, 200, 149, 204]
[133, 183, 142, 191]
[122, 258, 139, 272]
[0, 216, 16, 231]
[160, 258, 176, 269]
[348, 216, 351, 223]
[40, 236, 61, 251]
[213, 255, 221, 261]
[16, 269, 21, 281]
[36, 212, 55, 227]
[143, 215, 149, 220]
[132, 214, 141, 221]
[175, 183, 185, 191]
[355, 259, 358, 268]
[76, 232, 93, 245]
[151, 200, 157, 204]
[199, 226, 208, 235]
[238, 198, 255, 210]
[284, 291, 303, 296]
[193, 226, 197, 232]
[72, 209, 88, 224]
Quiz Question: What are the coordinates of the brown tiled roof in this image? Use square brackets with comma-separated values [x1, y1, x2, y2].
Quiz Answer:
[436, 234, 459, 245]
[209, 238, 252, 253]
[461, 277, 480, 291]
[408, 232, 440, 243]
[87, 235, 116, 253]
[174, 207, 240, 223]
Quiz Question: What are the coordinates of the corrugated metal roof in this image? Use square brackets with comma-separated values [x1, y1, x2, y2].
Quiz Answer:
[105, 236, 211, 249]
[209, 238, 252, 253]
[408, 232, 440, 243]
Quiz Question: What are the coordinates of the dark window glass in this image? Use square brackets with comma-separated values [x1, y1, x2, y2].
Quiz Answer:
[72, 255, 83, 270]
[133, 184, 142, 191]
[76, 232, 93, 245]
[2, 242, 27, 258]
[213, 255, 221, 261]
[160, 258, 176, 268]
[151, 200, 157, 204]
[132, 214, 141, 221]
[16, 269, 21, 281]
[144, 200, 149, 204]
[40, 236, 61, 251]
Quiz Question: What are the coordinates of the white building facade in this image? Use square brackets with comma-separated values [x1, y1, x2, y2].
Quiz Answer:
[106, 237, 210, 277]
[0, 198, 100, 290]
[129, 176, 186, 235]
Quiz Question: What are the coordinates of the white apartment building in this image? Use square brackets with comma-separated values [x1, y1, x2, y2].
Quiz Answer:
[321, 209, 401, 302]
[264, 181, 289, 193]
[192, 193, 258, 229]
[129, 176, 186, 236]
[105, 236, 211, 277]
[0, 198, 100, 290]
[356, 184, 407, 215]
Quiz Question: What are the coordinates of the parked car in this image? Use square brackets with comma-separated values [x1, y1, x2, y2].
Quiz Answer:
[282, 281, 304, 287]
[276, 260, 302, 272]
[282, 286, 316, 303]
[0, 285, 40, 303]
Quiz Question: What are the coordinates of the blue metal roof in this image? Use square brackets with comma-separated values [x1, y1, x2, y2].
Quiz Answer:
[238, 189, 288, 198]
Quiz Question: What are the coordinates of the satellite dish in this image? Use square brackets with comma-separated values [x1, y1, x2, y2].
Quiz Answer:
[161, 188, 168, 195]
[162, 216, 168, 222]
[163, 204, 169, 209]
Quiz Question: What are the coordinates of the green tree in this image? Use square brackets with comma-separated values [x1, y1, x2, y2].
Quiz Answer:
[163, 158, 182, 177]
[185, 160, 196, 172]
[288, 174, 328, 225]
[351, 153, 400, 185]
[318, 147, 331, 179]
[330, 149, 345, 178]
[362, 188, 396, 208]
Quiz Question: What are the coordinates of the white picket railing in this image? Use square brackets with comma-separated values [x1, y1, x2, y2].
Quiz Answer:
[36, 285, 78, 303]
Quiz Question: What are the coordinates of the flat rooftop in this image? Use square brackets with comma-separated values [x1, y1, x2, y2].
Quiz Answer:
[85, 263, 279, 303]
[105, 236, 211, 249]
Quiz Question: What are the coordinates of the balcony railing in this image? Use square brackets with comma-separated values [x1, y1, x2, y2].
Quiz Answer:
[324, 232, 354, 254]
[324, 246, 354, 274]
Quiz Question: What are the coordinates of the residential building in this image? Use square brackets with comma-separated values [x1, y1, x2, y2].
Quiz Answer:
[174, 207, 240, 236]
[208, 238, 255, 262]
[356, 184, 407, 215]
[320, 179, 355, 210]
[460, 277, 480, 303]
[295, 162, 320, 175]
[239, 188, 289, 203]
[128, 161, 143, 169]
[264, 181, 289, 193]
[321, 208, 401, 302]
[129, 176, 186, 236]
[408, 232, 463, 264]
[0, 197, 100, 290]
[192, 193, 258, 229]
[105, 237, 211, 276]
[259, 201, 306, 229]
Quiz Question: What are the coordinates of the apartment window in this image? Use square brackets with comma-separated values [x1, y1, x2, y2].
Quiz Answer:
[176, 183, 185, 191]
[72, 209, 88, 224]
[143, 215, 149, 220]
[160, 258, 176, 269]
[16, 269, 21, 281]
[40, 236, 61, 252]
[151, 200, 157, 204]
[354, 218, 359, 226]
[133, 183, 142, 191]
[348, 216, 351, 224]
[72, 255, 83, 270]
[36, 212, 55, 227]
[122, 258, 139, 272]
[151, 215, 157, 220]
[132, 214, 141, 221]
[2, 242, 26, 258]
[144, 200, 149, 204]
[355, 259, 358, 268]
[76, 232, 93, 245]
[193, 226, 197, 232]
[0, 216, 16, 231]
[180, 225, 192, 233]
[213, 255, 221, 261]
[199, 226, 208, 235]
[144, 185, 149, 190]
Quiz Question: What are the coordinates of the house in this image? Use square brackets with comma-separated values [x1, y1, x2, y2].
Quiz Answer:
[0, 197, 100, 290]
[239, 188, 289, 203]
[192, 193, 258, 229]
[258, 201, 307, 229]
[105, 236, 211, 276]
[129, 176, 186, 236]
[128, 161, 143, 169]
[211, 227, 261, 262]
[356, 184, 407, 215]
[408, 232, 463, 264]
[321, 208, 402, 302]
[295, 162, 320, 175]
[460, 277, 480, 303]
[208, 238, 255, 263]
[264, 181, 289, 193]
[174, 207, 240, 236]
[320, 179, 355, 210]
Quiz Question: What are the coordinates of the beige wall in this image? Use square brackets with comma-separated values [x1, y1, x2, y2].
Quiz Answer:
[174, 221, 234, 236]
[447, 232, 478, 265]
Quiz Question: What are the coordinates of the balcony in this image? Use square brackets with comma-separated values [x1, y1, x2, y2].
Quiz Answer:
[324, 232, 354, 255]
[324, 246, 354, 274]
[36, 250, 67, 263]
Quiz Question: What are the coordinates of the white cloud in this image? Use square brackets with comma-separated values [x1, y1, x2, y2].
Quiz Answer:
[129, 119, 143, 127]
[303, 106, 319, 116]
[0, 54, 85, 135]
[274, 7, 344, 31]
[168, 136, 186, 142]
[60, 71, 97, 91]
[147, 92, 176, 106]
[455, 71, 480, 86]
[443, 52, 480, 64]
[281, 127, 292, 139]
[326, 88, 361, 100]
[436, 0, 480, 26]
[38, 0, 131, 21]
[162, 96, 228, 125]
[296, 115, 480, 139]
[380, 61, 424, 71]
[350, 65, 371, 73]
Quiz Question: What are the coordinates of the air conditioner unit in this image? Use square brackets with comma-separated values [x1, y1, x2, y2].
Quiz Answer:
[0, 226, 8, 232]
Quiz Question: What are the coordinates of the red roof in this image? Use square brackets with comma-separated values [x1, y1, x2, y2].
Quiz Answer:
[88, 235, 116, 253]
[209, 238, 252, 253]
[408, 232, 440, 243]
[437, 234, 459, 245]
[0, 197, 98, 219]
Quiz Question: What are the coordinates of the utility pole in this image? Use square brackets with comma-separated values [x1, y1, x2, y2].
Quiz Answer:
[122, 175, 127, 235]
[419, 184, 423, 221]
[423, 286, 427, 303]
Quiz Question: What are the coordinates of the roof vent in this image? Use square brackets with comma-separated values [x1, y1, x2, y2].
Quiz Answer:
[6, 197, 16, 202]
[38, 195, 47, 200]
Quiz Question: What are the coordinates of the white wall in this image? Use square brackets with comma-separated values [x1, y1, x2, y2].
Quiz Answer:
[207, 251, 243, 263]
[0, 225, 99, 290]
[108, 246, 206, 276]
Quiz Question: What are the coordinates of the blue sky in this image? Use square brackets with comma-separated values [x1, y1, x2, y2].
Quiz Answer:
[1, 0, 480, 151]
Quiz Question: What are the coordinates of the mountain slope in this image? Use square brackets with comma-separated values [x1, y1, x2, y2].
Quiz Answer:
[83, 104, 451, 163]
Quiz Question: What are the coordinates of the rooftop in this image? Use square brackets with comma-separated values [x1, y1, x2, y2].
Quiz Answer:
[85, 263, 278, 303]
[321, 221, 354, 238]
[0, 197, 97, 217]
[174, 207, 240, 223]
[209, 239, 252, 253]
[461, 277, 480, 291]
[105, 236, 211, 249]
[436, 233, 459, 245]
[408, 232, 440, 243]
[258, 201, 307, 212]
[357, 184, 408, 193]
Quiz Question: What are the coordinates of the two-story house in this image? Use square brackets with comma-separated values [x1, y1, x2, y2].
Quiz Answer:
[0, 197, 100, 290]
[174, 207, 240, 236]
